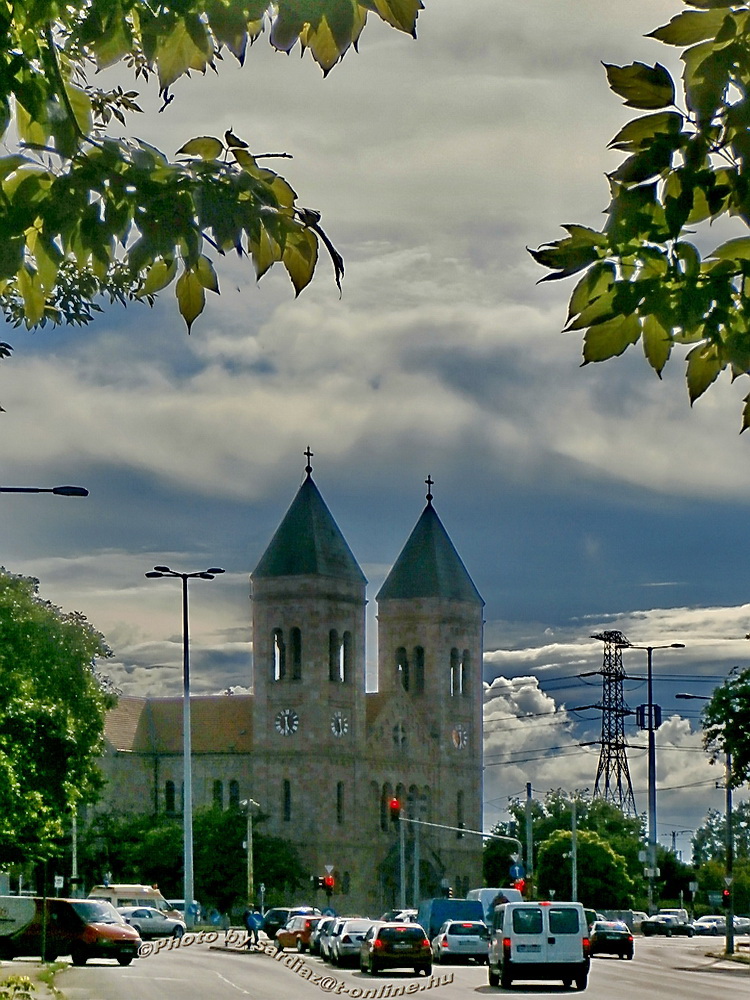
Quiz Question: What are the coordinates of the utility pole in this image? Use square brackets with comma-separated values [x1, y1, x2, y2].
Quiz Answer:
[525, 783, 534, 897]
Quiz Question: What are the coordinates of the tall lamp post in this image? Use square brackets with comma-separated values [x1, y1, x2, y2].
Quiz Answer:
[146, 565, 224, 928]
[240, 799, 260, 908]
[676, 691, 734, 955]
[628, 642, 685, 913]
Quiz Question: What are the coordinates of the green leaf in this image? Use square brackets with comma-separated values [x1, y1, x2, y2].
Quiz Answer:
[18, 266, 46, 327]
[609, 111, 683, 152]
[604, 62, 675, 110]
[642, 314, 672, 376]
[646, 9, 730, 46]
[195, 254, 220, 292]
[175, 268, 206, 333]
[706, 236, 750, 262]
[686, 341, 723, 402]
[370, 0, 424, 36]
[581, 314, 641, 364]
[282, 225, 318, 295]
[138, 258, 178, 297]
[566, 262, 616, 325]
[155, 17, 212, 94]
[176, 136, 225, 160]
[93, 7, 133, 69]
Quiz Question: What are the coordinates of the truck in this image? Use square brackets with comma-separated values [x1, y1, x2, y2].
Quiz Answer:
[88, 884, 180, 919]
[415, 898, 485, 940]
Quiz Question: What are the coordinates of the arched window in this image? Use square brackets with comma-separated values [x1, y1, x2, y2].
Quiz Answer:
[460, 649, 470, 697]
[229, 780, 240, 809]
[413, 646, 425, 694]
[213, 780, 223, 810]
[290, 627, 302, 680]
[283, 780, 291, 822]
[342, 631, 353, 684]
[450, 648, 462, 696]
[456, 790, 465, 839]
[329, 629, 340, 682]
[337, 782, 345, 825]
[165, 780, 176, 814]
[395, 647, 409, 692]
[273, 629, 286, 681]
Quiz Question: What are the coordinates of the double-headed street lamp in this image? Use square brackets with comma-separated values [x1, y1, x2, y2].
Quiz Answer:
[627, 641, 685, 913]
[146, 565, 224, 928]
[676, 691, 734, 955]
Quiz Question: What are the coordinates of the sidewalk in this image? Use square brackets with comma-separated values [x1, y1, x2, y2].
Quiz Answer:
[0, 958, 59, 1000]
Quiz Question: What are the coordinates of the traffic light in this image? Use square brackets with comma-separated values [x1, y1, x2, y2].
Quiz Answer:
[316, 876, 325, 889]
[324, 874, 335, 894]
[722, 888, 731, 909]
[514, 878, 526, 896]
[389, 798, 401, 825]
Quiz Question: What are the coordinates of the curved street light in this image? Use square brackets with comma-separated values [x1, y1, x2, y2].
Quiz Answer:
[146, 565, 225, 927]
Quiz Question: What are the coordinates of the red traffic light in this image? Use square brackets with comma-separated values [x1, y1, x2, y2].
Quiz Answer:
[324, 874, 335, 890]
[514, 878, 526, 895]
[389, 798, 401, 823]
[722, 888, 731, 908]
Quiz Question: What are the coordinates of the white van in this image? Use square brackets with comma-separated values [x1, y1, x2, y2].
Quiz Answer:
[488, 901, 590, 990]
[88, 885, 179, 919]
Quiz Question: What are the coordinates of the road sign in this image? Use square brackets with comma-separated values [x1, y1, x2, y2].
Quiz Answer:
[325, 864, 334, 874]
[509, 863, 525, 880]
[54, 875, 63, 890]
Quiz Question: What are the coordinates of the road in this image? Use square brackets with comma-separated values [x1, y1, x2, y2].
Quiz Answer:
[47, 932, 749, 1000]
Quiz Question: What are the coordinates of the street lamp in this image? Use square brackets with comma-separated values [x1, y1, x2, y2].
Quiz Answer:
[0, 485, 88, 496]
[627, 641, 685, 913]
[676, 691, 734, 955]
[240, 799, 260, 908]
[146, 564, 225, 928]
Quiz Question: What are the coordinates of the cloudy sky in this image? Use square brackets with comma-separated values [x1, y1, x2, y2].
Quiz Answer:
[2, 0, 749, 856]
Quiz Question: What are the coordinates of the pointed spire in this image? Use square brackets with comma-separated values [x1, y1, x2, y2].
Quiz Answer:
[376, 486, 483, 605]
[252, 459, 366, 583]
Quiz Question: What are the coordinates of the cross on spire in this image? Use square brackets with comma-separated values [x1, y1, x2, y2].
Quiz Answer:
[425, 475, 434, 504]
[304, 446, 314, 476]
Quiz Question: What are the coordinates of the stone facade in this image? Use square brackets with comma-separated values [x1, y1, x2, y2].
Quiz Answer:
[100, 467, 484, 917]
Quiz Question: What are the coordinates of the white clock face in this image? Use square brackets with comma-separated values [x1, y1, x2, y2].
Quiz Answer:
[331, 711, 349, 737]
[275, 708, 299, 736]
[451, 724, 468, 749]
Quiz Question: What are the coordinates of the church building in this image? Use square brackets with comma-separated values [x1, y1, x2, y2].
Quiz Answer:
[100, 458, 485, 916]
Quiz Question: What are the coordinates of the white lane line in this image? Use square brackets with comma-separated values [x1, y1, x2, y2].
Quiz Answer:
[213, 970, 253, 994]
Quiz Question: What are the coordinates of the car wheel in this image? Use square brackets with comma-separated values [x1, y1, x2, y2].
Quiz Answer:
[369, 958, 379, 975]
[562, 979, 572, 989]
[575, 974, 587, 990]
[131, 924, 142, 937]
[297, 939, 305, 953]
[117, 955, 134, 966]
[173, 926, 184, 938]
[500, 964, 512, 989]
[71, 948, 88, 967]
[488, 968, 500, 988]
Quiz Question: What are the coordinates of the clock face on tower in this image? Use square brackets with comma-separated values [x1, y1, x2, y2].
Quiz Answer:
[331, 711, 349, 737]
[451, 724, 468, 749]
[275, 708, 299, 736]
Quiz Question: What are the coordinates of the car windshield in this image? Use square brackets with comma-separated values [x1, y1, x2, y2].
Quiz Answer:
[72, 901, 125, 924]
[379, 926, 424, 941]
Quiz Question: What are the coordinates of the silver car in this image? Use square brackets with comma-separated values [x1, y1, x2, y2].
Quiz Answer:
[330, 919, 373, 966]
[118, 906, 186, 939]
[431, 920, 489, 964]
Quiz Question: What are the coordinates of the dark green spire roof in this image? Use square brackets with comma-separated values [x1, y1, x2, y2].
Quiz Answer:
[376, 502, 483, 604]
[253, 474, 366, 583]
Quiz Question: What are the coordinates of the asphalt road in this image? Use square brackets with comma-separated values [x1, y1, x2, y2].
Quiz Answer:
[14, 931, 750, 1000]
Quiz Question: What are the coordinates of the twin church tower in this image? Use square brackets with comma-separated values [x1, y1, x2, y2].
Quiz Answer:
[103, 456, 484, 915]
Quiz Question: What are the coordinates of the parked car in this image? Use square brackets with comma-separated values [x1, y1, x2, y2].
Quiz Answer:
[694, 914, 750, 935]
[640, 914, 694, 937]
[360, 921, 432, 976]
[262, 906, 320, 940]
[118, 906, 186, 939]
[431, 920, 489, 964]
[630, 910, 648, 932]
[310, 916, 336, 956]
[589, 920, 634, 959]
[275, 914, 323, 952]
[330, 918, 374, 966]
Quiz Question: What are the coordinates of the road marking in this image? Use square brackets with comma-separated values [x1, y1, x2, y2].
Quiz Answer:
[214, 971, 252, 994]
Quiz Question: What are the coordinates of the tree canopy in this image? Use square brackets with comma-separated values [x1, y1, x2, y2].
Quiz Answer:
[536, 829, 635, 909]
[532, 0, 750, 432]
[0, 569, 114, 866]
[0, 1, 422, 350]
[702, 665, 750, 786]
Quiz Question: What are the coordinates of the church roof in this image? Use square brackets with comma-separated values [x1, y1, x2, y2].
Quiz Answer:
[104, 695, 254, 754]
[376, 501, 483, 605]
[252, 473, 366, 583]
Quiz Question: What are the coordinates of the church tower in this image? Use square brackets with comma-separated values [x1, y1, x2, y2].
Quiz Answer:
[249, 452, 368, 880]
[374, 477, 484, 898]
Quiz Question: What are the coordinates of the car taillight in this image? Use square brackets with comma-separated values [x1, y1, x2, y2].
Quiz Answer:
[503, 937, 511, 960]
[422, 939, 430, 948]
[441, 936, 449, 947]
[582, 937, 590, 956]
[374, 938, 384, 949]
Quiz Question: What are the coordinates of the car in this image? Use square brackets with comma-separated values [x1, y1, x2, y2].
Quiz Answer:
[330, 918, 374, 966]
[431, 920, 489, 964]
[693, 915, 726, 936]
[275, 914, 323, 952]
[310, 916, 336, 956]
[262, 906, 320, 941]
[359, 921, 432, 976]
[630, 910, 648, 932]
[166, 898, 202, 923]
[640, 914, 694, 937]
[379, 909, 417, 923]
[589, 920, 634, 959]
[118, 906, 186, 939]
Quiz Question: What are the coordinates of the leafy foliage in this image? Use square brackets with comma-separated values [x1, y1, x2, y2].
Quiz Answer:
[0, 569, 114, 866]
[702, 665, 750, 786]
[531, 1, 750, 431]
[78, 806, 308, 912]
[536, 828, 635, 909]
[692, 802, 750, 865]
[0, 1, 422, 344]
